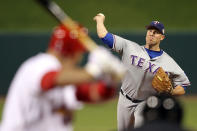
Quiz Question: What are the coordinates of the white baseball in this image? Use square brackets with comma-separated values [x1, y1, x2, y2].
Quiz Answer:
[98, 13, 105, 17]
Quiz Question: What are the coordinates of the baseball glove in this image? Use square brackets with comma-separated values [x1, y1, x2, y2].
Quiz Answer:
[152, 67, 173, 94]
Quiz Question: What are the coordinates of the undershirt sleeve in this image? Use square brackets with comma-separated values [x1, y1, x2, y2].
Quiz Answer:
[101, 32, 114, 48]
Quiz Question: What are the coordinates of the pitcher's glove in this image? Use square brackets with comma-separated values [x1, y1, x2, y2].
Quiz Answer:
[152, 67, 173, 94]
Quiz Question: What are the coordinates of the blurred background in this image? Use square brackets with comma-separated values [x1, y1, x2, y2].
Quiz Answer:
[0, 0, 197, 130]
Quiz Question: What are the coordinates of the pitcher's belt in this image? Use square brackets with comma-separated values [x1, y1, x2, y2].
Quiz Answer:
[120, 89, 143, 103]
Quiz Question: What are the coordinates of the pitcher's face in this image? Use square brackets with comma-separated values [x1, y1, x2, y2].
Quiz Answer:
[146, 29, 165, 46]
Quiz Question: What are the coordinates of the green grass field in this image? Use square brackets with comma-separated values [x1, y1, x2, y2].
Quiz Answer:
[181, 97, 197, 131]
[74, 98, 197, 131]
[1, 97, 196, 131]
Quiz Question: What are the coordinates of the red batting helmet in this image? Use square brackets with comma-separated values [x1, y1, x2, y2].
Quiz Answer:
[48, 25, 86, 57]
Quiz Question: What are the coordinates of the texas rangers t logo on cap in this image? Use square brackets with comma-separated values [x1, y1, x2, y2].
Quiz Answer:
[154, 21, 160, 24]
[146, 21, 165, 35]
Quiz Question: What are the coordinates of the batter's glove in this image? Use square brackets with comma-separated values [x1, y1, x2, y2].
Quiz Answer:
[152, 67, 173, 94]
[85, 46, 126, 81]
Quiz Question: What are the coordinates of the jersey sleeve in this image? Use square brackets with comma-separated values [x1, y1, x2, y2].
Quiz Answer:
[112, 34, 128, 53]
[172, 71, 191, 88]
[162, 52, 191, 88]
[112, 34, 141, 54]
[41, 71, 59, 91]
[168, 60, 191, 88]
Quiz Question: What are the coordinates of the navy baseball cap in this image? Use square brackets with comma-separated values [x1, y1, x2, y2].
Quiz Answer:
[146, 21, 165, 35]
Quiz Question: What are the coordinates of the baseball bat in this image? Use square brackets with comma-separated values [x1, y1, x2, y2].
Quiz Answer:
[35, 0, 98, 51]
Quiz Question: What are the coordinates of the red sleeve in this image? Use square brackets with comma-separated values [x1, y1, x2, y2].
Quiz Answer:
[75, 83, 91, 102]
[41, 71, 59, 91]
[97, 82, 116, 100]
[76, 81, 116, 102]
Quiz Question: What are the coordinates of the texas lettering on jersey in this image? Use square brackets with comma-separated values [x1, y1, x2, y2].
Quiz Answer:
[130, 54, 160, 74]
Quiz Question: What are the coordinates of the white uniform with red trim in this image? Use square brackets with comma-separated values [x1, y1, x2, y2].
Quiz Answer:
[0, 53, 83, 131]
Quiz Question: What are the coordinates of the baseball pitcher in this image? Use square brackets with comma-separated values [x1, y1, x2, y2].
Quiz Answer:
[93, 13, 191, 131]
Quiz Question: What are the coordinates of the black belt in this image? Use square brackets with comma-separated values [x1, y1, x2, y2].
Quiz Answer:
[120, 89, 143, 103]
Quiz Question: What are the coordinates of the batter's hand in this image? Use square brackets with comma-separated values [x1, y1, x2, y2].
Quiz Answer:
[85, 46, 126, 82]
[93, 13, 105, 23]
